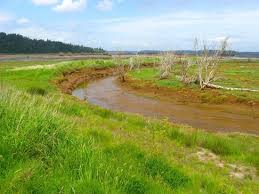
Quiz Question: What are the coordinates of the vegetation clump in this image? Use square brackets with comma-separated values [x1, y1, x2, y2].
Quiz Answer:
[144, 156, 189, 189]
[27, 87, 47, 96]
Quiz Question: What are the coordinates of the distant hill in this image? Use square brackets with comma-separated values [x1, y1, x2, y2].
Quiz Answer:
[0, 32, 106, 54]
[137, 50, 259, 58]
[234, 52, 259, 58]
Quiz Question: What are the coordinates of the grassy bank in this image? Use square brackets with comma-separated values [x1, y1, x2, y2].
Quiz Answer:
[0, 59, 259, 193]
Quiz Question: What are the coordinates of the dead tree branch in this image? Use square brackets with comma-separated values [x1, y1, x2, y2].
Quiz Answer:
[204, 83, 259, 92]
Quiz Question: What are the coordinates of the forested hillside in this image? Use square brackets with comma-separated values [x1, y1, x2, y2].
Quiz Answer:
[0, 32, 105, 54]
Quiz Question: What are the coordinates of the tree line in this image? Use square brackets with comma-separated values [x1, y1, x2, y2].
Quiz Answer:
[0, 32, 106, 54]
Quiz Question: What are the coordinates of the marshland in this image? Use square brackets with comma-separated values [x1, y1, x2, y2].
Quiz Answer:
[1, 52, 259, 193]
[1, 1, 259, 193]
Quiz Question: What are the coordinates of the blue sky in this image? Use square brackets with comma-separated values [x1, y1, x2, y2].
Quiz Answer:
[1, 0, 259, 51]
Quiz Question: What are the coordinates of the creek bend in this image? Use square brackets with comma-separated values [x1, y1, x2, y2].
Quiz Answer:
[72, 76, 259, 135]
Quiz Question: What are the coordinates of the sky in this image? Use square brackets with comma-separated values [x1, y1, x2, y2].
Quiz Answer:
[1, 0, 259, 51]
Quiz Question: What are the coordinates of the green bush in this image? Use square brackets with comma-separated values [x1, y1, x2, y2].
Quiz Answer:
[145, 156, 189, 189]
[123, 176, 149, 194]
[168, 129, 197, 147]
[200, 136, 238, 156]
[27, 87, 47, 96]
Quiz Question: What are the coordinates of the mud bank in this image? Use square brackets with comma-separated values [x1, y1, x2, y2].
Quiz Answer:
[56, 67, 116, 94]
[56, 63, 156, 94]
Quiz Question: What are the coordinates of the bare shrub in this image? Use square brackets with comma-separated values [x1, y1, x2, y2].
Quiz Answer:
[159, 52, 177, 79]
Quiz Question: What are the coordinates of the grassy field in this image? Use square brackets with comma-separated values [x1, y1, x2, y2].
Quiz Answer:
[0, 58, 259, 193]
[127, 59, 259, 104]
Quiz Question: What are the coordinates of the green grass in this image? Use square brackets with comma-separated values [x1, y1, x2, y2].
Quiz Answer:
[0, 59, 115, 92]
[0, 58, 259, 193]
[130, 68, 186, 88]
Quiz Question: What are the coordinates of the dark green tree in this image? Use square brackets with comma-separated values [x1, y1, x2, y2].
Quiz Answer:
[0, 32, 106, 54]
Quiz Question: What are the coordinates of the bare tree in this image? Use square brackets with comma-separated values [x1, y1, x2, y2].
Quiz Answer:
[129, 54, 142, 71]
[159, 52, 177, 79]
[194, 38, 228, 89]
[192, 38, 259, 92]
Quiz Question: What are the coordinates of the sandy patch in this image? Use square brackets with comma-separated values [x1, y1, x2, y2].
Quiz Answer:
[8, 62, 69, 71]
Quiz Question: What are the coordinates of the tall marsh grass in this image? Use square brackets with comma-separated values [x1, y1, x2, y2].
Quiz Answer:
[0, 86, 189, 193]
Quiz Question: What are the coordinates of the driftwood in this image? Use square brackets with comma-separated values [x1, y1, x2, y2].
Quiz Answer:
[175, 75, 259, 92]
[204, 83, 259, 92]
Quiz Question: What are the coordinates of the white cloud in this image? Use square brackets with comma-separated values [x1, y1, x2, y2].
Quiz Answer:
[32, 0, 87, 13]
[32, 0, 59, 6]
[12, 26, 72, 42]
[0, 12, 13, 24]
[89, 10, 259, 50]
[101, 11, 259, 36]
[4, 8, 259, 51]
[53, 0, 87, 12]
[97, 0, 113, 11]
[16, 17, 30, 25]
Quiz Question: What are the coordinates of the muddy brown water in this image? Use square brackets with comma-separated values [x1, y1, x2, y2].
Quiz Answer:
[72, 76, 259, 135]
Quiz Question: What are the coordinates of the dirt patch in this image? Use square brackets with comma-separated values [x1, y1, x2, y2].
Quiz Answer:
[196, 148, 257, 180]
